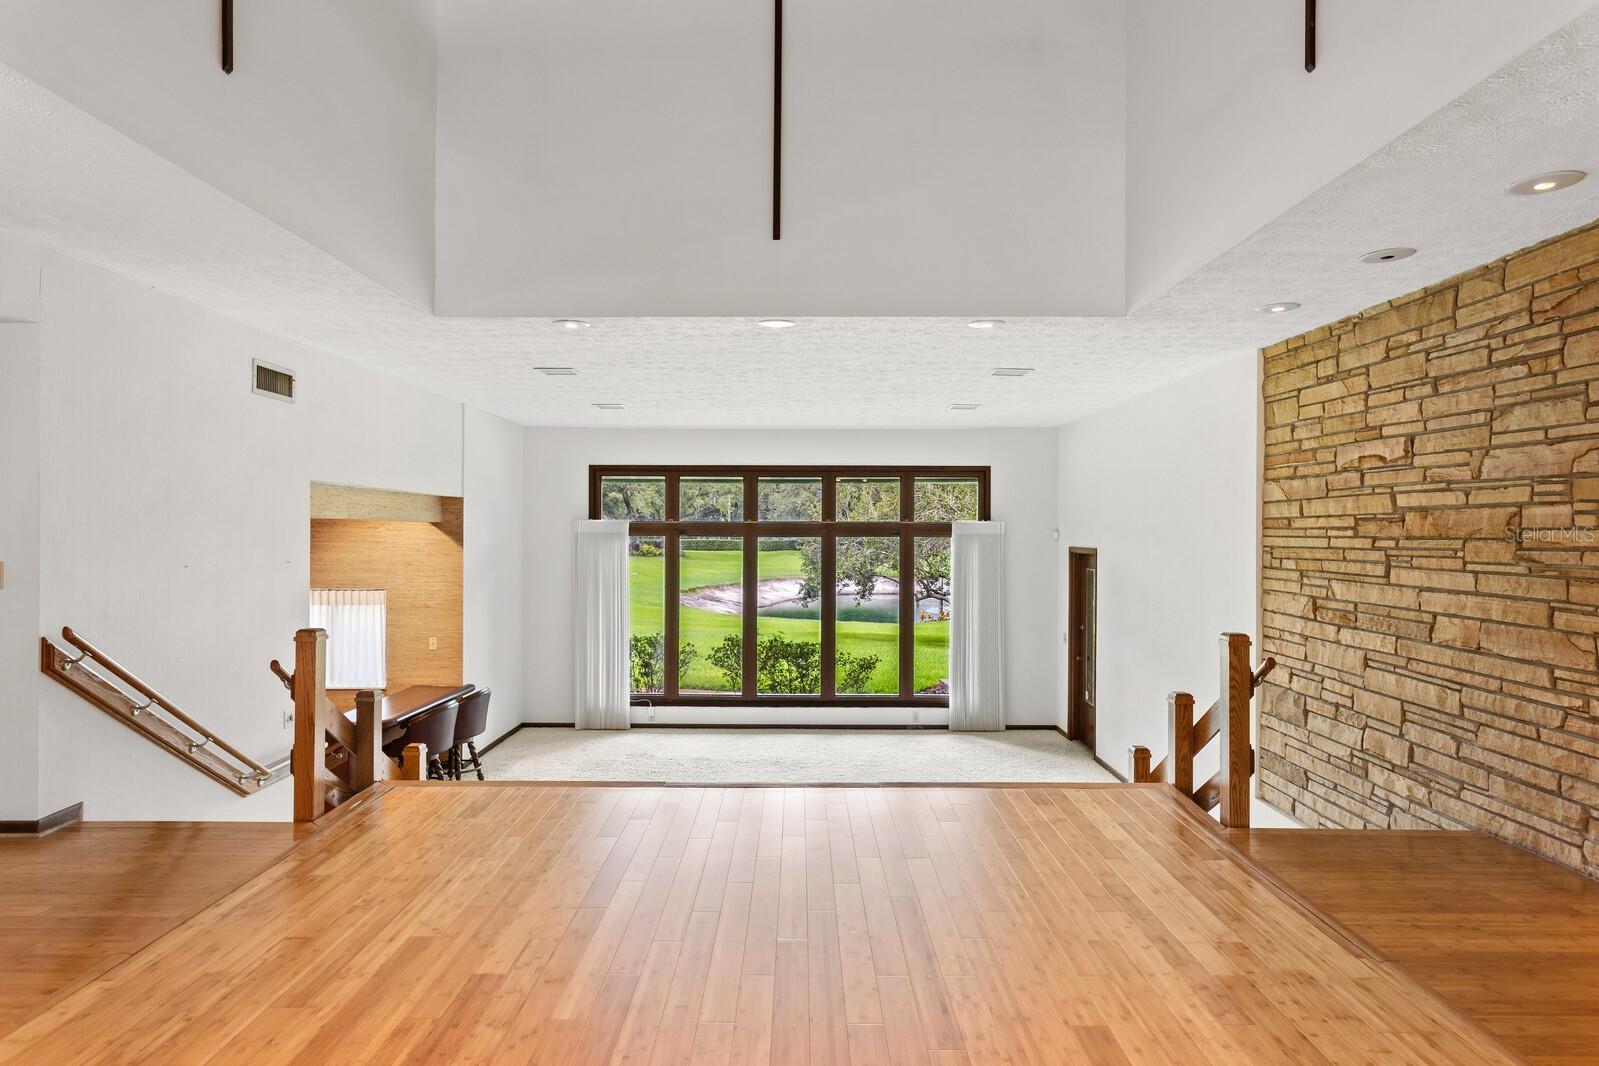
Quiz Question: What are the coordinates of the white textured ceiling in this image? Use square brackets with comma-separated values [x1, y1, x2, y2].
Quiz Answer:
[0, 9, 1597, 428]
[434, 0, 1125, 317]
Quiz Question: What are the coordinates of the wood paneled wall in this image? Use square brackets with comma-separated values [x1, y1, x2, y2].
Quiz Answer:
[1260, 218, 1599, 879]
[310, 518, 463, 708]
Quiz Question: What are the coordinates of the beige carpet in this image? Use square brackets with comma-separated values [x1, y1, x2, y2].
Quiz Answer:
[482, 727, 1114, 784]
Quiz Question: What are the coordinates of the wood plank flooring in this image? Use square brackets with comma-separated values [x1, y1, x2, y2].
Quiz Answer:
[1230, 828, 1599, 1066]
[0, 822, 304, 1038]
[0, 785, 1522, 1065]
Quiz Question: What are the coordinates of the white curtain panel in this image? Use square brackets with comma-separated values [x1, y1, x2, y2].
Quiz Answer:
[573, 519, 632, 729]
[309, 588, 387, 689]
[949, 521, 1006, 731]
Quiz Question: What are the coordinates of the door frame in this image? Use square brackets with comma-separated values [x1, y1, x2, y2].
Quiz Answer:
[1067, 547, 1097, 751]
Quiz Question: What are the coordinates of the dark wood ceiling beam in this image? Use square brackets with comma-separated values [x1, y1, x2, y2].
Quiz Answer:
[1305, 0, 1317, 73]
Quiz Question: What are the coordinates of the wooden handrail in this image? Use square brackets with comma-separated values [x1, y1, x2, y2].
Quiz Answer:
[1149, 657, 1275, 783]
[41, 629, 281, 796]
[269, 660, 294, 693]
[1129, 635, 1274, 828]
[60, 627, 270, 777]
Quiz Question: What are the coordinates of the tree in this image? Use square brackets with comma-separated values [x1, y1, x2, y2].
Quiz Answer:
[680, 479, 743, 520]
[757, 480, 821, 521]
[836, 480, 899, 520]
[913, 538, 951, 616]
[796, 536, 897, 606]
[837, 537, 897, 603]
[603, 478, 664, 521]
[911, 479, 978, 522]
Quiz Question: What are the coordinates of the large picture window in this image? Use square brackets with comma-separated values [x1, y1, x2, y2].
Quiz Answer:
[591, 466, 988, 705]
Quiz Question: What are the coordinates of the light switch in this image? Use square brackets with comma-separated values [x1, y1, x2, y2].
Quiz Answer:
[428, 637, 438, 651]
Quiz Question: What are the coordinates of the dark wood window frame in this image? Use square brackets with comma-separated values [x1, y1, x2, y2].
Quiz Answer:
[589, 465, 991, 707]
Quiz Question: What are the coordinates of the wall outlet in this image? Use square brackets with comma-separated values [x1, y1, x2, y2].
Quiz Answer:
[428, 637, 438, 650]
[283, 708, 294, 729]
[911, 709, 920, 723]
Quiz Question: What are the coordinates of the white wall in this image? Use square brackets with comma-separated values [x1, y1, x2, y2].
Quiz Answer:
[0, 1, 438, 305]
[0, 321, 42, 821]
[0, 235, 524, 822]
[523, 428, 1060, 726]
[1125, 0, 1593, 310]
[464, 407, 527, 746]
[437, 0, 1124, 316]
[1055, 352, 1259, 784]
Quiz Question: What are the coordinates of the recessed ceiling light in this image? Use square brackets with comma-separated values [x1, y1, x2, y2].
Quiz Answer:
[948, 403, 983, 411]
[534, 367, 579, 376]
[1359, 247, 1416, 264]
[553, 319, 591, 330]
[967, 319, 1005, 330]
[757, 319, 796, 329]
[592, 403, 625, 410]
[1508, 170, 1586, 196]
[1259, 302, 1301, 314]
[991, 367, 1034, 377]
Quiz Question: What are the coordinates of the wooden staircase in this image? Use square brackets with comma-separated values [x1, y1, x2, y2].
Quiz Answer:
[40, 627, 284, 796]
[1129, 632, 1275, 827]
[272, 627, 427, 823]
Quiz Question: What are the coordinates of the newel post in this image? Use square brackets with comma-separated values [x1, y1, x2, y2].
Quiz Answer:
[400, 742, 429, 781]
[1217, 632, 1253, 828]
[1167, 691, 1195, 799]
[350, 690, 382, 793]
[1129, 745, 1153, 783]
[291, 628, 329, 823]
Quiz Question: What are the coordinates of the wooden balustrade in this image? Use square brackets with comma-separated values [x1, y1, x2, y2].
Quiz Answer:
[1128, 632, 1275, 828]
[272, 627, 426, 823]
[40, 627, 284, 796]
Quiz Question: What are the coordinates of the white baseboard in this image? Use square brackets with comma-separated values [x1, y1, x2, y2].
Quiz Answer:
[629, 705, 951, 728]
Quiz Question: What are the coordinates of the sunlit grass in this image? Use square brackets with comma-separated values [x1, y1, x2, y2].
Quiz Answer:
[629, 550, 946, 696]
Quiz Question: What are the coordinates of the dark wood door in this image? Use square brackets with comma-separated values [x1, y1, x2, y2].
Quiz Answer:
[1068, 548, 1098, 751]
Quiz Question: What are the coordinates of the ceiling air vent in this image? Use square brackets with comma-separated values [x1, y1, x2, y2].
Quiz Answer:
[253, 359, 295, 403]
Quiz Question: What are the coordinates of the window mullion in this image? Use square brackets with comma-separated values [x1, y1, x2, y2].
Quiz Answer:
[898, 475, 915, 700]
[899, 533, 914, 700]
[821, 530, 836, 700]
[665, 526, 680, 699]
[742, 528, 757, 698]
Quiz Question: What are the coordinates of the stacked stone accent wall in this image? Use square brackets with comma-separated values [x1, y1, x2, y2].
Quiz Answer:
[1260, 218, 1599, 878]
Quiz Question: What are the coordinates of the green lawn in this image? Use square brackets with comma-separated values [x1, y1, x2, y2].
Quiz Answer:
[629, 549, 947, 695]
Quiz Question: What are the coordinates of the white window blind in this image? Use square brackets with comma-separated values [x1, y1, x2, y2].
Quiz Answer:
[309, 588, 387, 689]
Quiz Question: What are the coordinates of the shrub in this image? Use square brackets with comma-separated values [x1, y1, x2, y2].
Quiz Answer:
[631, 632, 698, 692]
[630, 633, 665, 692]
[704, 633, 881, 695]
[708, 634, 744, 689]
[835, 650, 881, 694]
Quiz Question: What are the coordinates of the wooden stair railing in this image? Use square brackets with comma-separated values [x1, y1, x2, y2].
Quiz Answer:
[41, 627, 285, 796]
[1129, 632, 1276, 828]
[270, 627, 425, 823]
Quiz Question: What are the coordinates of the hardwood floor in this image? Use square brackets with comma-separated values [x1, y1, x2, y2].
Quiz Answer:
[1230, 828, 1599, 1066]
[0, 821, 304, 1038]
[0, 783, 1521, 1064]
